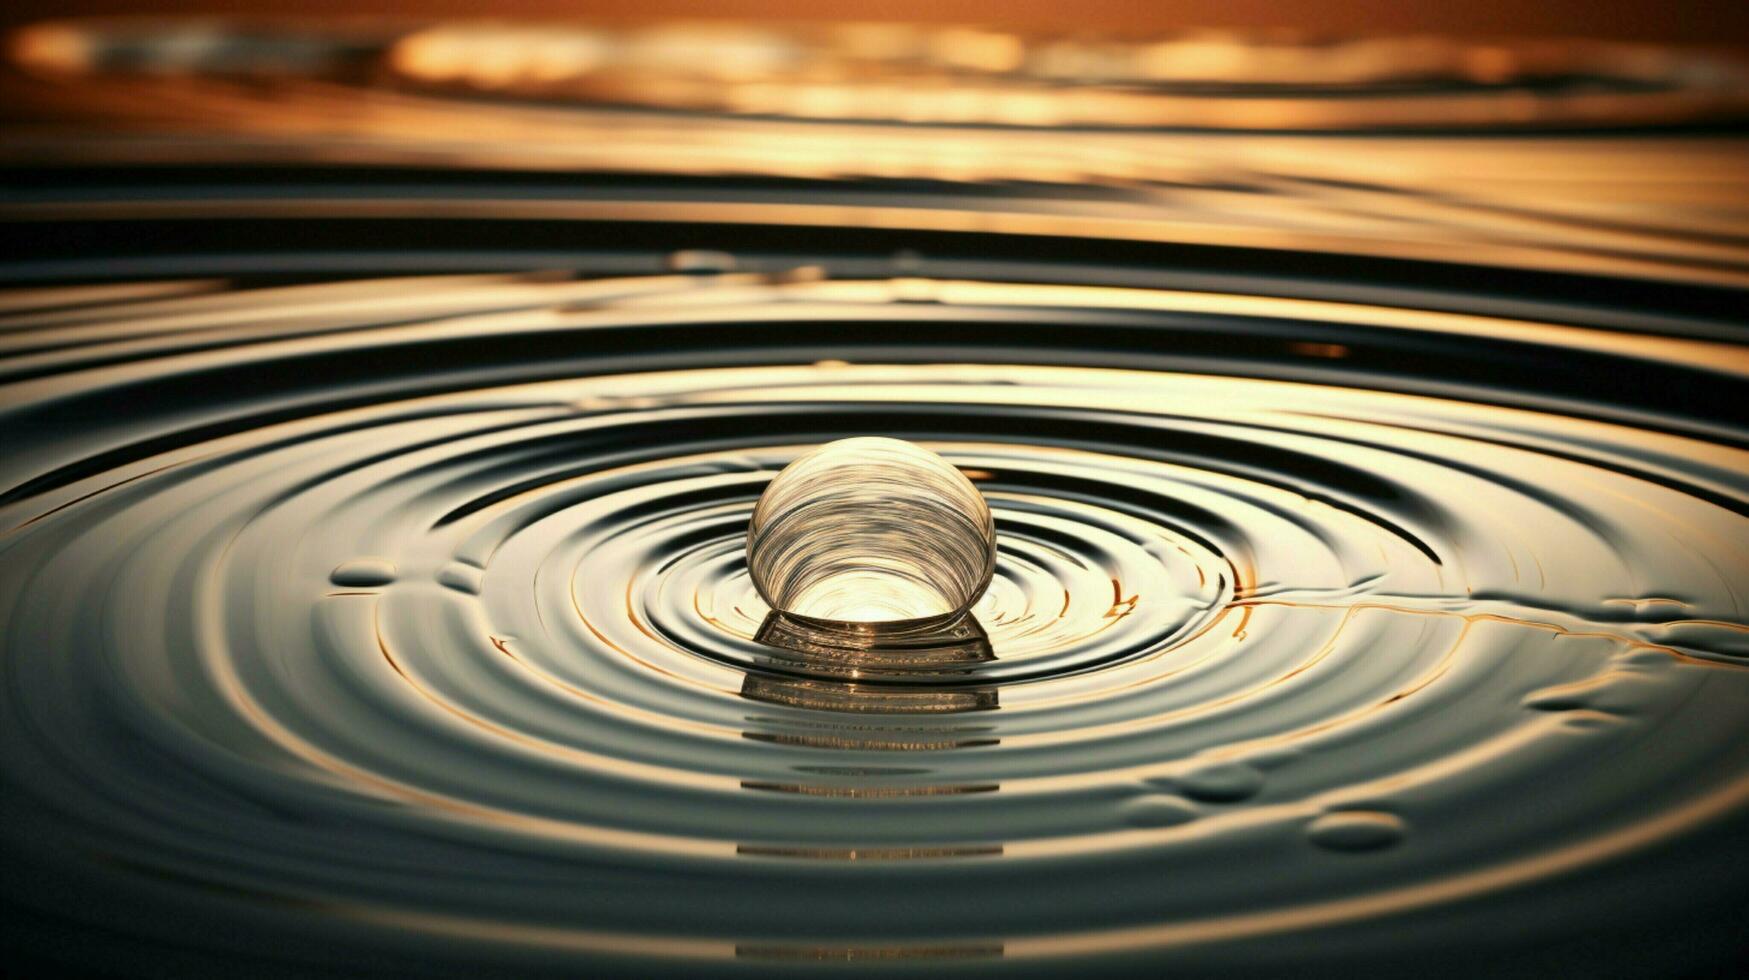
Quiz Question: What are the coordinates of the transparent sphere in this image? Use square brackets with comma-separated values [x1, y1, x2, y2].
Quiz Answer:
[747, 437, 997, 624]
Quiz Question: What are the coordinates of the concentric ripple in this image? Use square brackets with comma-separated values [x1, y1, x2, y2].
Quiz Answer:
[2, 269, 1748, 976]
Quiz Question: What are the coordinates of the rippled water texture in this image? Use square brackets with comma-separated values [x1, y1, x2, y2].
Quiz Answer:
[1, 265, 1747, 976]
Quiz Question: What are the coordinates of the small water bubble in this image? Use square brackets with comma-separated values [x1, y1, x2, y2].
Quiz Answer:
[330, 558, 396, 587]
[1174, 762, 1265, 803]
[1307, 811, 1407, 852]
[747, 437, 996, 626]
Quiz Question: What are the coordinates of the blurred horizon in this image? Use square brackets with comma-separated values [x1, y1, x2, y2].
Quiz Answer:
[4, 3, 1745, 291]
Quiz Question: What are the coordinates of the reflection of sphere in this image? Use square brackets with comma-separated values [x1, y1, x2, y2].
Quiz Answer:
[747, 437, 997, 624]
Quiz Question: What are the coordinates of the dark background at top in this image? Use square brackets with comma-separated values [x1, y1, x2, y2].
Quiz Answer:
[0, 0, 1744, 47]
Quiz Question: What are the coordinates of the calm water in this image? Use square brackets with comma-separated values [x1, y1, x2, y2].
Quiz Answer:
[1, 262, 1746, 976]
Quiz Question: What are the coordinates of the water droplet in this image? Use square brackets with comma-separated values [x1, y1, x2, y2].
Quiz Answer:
[1175, 762, 1265, 803]
[747, 437, 995, 626]
[1307, 811, 1407, 852]
[330, 558, 396, 587]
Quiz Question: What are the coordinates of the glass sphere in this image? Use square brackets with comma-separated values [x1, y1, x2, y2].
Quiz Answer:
[747, 437, 996, 624]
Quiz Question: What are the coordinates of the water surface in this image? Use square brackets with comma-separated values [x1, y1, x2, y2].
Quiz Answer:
[2, 263, 1746, 976]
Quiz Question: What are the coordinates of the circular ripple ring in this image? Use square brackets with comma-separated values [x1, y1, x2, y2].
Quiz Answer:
[0, 270, 1745, 974]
